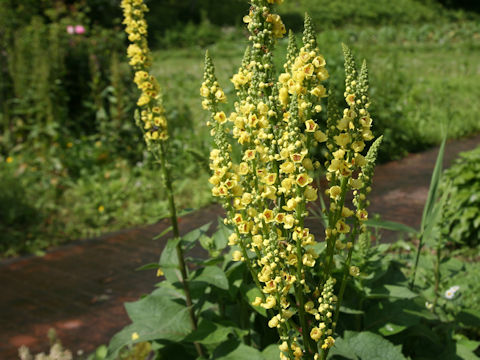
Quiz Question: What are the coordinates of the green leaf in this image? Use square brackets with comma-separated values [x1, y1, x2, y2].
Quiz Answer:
[456, 343, 480, 360]
[183, 320, 235, 345]
[95, 345, 108, 359]
[329, 331, 406, 360]
[153, 225, 173, 240]
[242, 283, 267, 317]
[457, 309, 480, 328]
[365, 218, 417, 234]
[191, 265, 229, 290]
[421, 136, 446, 234]
[262, 344, 281, 359]
[107, 294, 191, 358]
[339, 305, 364, 315]
[368, 285, 418, 299]
[378, 322, 407, 336]
[159, 237, 181, 284]
[214, 343, 264, 360]
[182, 222, 212, 243]
[213, 219, 232, 250]
[135, 262, 161, 271]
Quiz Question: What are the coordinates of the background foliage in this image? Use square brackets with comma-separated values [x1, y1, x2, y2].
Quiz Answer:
[438, 146, 480, 248]
[1, 0, 479, 257]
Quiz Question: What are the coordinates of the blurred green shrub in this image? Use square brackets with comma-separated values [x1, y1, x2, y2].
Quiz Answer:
[439, 146, 480, 248]
[0, 1, 139, 159]
[0, 161, 42, 255]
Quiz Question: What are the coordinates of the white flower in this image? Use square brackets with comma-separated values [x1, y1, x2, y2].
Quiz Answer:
[444, 285, 460, 299]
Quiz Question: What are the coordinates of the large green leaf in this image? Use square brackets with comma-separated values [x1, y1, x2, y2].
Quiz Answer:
[159, 237, 182, 283]
[365, 299, 421, 335]
[214, 342, 264, 360]
[183, 320, 236, 345]
[367, 285, 418, 299]
[329, 331, 406, 360]
[457, 309, 480, 328]
[262, 344, 281, 359]
[190, 265, 229, 290]
[242, 283, 267, 317]
[213, 219, 232, 251]
[182, 222, 212, 243]
[107, 294, 192, 358]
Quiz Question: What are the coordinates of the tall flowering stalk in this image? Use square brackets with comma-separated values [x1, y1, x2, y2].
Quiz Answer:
[120, 0, 203, 357]
[201, 1, 381, 359]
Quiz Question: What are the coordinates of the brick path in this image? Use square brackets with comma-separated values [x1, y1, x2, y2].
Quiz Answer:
[1, 134, 479, 359]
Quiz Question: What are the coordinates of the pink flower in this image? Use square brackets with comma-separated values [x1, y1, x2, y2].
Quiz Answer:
[66, 25, 75, 34]
[75, 25, 86, 35]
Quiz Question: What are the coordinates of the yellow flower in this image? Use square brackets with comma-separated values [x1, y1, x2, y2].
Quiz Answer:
[98, 205, 105, 213]
[228, 233, 238, 246]
[279, 341, 289, 353]
[349, 266, 360, 277]
[305, 120, 318, 132]
[261, 295, 276, 309]
[314, 130, 327, 142]
[310, 327, 323, 342]
[305, 186, 318, 201]
[334, 133, 351, 147]
[232, 250, 243, 261]
[268, 316, 280, 328]
[283, 214, 295, 229]
[214, 111, 227, 124]
[335, 220, 350, 234]
[329, 185, 341, 199]
[131, 332, 139, 341]
[262, 209, 275, 223]
[296, 173, 310, 187]
[215, 89, 226, 102]
[322, 336, 335, 350]
[156, 268, 164, 277]
[6, 156, 13, 163]
[252, 297, 262, 306]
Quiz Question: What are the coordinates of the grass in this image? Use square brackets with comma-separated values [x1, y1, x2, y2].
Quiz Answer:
[153, 20, 480, 161]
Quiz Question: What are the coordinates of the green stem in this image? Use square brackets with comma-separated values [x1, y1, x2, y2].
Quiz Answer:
[324, 176, 349, 283]
[432, 245, 441, 313]
[332, 227, 358, 332]
[410, 233, 423, 289]
[158, 143, 204, 358]
[293, 198, 316, 357]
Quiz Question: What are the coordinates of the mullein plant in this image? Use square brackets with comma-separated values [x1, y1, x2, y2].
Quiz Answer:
[201, 1, 382, 359]
[120, 0, 204, 357]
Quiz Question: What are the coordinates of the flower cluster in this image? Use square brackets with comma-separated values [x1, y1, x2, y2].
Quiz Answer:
[202, 1, 380, 358]
[121, 0, 168, 143]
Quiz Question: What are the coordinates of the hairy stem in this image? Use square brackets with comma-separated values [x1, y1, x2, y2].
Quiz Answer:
[159, 143, 204, 358]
